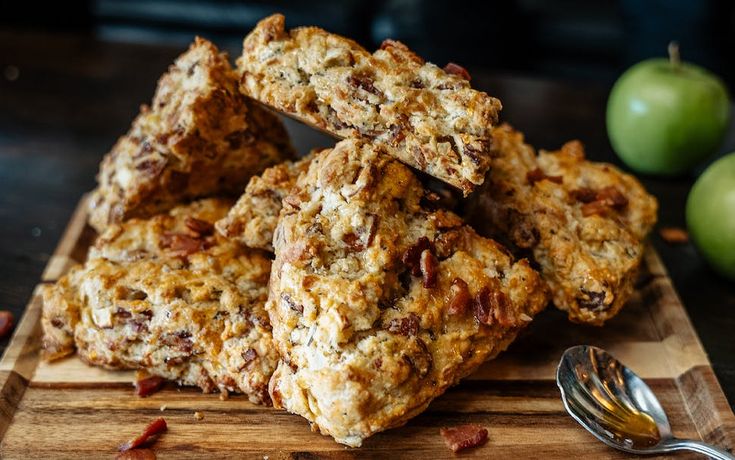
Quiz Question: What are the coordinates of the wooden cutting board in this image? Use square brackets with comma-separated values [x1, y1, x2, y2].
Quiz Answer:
[1, 195, 733, 459]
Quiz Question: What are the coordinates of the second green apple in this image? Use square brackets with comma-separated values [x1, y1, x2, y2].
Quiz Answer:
[607, 48, 730, 175]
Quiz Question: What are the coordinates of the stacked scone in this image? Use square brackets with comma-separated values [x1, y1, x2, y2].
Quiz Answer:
[41, 14, 657, 447]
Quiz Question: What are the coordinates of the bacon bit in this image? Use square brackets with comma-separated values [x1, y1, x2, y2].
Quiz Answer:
[527, 168, 563, 185]
[184, 217, 214, 236]
[473, 287, 492, 325]
[402, 237, 433, 277]
[404, 337, 432, 378]
[580, 200, 606, 217]
[443, 62, 471, 81]
[388, 312, 420, 336]
[115, 308, 133, 319]
[135, 374, 166, 398]
[281, 293, 304, 314]
[242, 348, 258, 365]
[659, 226, 689, 244]
[347, 72, 380, 96]
[342, 232, 364, 251]
[116, 449, 157, 460]
[447, 278, 471, 315]
[119, 417, 167, 452]
[419, 249, 438, 288]
[598, 185, 629, 209]
[135, 159, 165, 177]
[159, 233, 209, 256]
[373, 358, 383, 370]
[491, 290, 513, 326]
[570, 187, 598, 203]
[161, 331, 193, 354]
[575, 186, 629, 216]
[440, 424, 489, 452]
[365, 214, 379, 247]
[0, 311, 14, 337]
[389, 123, 407, 146]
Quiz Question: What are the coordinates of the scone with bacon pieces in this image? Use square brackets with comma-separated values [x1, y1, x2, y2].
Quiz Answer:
[266, 139, 549, 446]
[88, 37, 293, 233]
[465, 124, 657, 325]
[238, 14, 501, 195]
[42, 198, 277, 404]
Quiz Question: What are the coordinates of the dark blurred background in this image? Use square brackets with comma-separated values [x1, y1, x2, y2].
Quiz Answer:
[2, 0, 735, 409]
[3, 0, 735, 90]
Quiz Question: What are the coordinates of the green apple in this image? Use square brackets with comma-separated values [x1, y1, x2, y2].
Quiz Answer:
[607, 44, 730, 175]
[686, 153, 735, 280]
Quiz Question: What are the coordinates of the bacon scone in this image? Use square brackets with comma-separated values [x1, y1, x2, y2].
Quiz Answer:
[88, 37, 293, 233]
[238, 14, 502, 195]
[266, 139, 549, 446]
[216, 152, 315, 251]
[464, 124, 658, 325]
[41, 198, 277, 404]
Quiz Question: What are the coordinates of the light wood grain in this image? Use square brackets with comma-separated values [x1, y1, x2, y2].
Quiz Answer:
[0, 195, 732, 459]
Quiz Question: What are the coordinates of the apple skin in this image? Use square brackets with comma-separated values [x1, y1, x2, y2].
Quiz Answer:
[607, 58, 730, 175]
[686, 153, 735, 280]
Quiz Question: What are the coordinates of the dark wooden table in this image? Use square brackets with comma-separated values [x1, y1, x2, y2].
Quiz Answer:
[1, 29, 734, 409]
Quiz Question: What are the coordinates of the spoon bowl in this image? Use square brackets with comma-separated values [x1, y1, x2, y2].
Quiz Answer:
[557, 345, 734, 459]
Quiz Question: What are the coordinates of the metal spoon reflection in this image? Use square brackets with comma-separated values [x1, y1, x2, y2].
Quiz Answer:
[557, 345, 734, 459]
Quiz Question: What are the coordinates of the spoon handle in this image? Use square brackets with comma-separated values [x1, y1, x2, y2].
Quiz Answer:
[666, 439, 735, 460]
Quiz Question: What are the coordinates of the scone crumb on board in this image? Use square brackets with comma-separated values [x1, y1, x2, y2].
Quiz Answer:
[193, 411, 204, 420]
[159, 405, 167, 412]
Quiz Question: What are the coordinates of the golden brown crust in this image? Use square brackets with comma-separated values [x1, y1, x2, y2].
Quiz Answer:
[464, 124, 658, 325]
[42, 198, 277, 404]
[238, 14, 502, 195]
[215, 152, 316, 251]
[88, 37, 293, 233]
[267, 139, 548, 446]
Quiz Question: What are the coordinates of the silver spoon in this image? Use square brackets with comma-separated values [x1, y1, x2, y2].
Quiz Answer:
[557, 345, 734, 459]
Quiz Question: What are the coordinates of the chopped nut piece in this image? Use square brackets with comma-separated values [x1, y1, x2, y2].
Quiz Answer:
[193, 411, 204, 420]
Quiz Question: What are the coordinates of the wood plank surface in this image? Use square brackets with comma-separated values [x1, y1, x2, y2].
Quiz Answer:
[0, 196, 733, 459]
